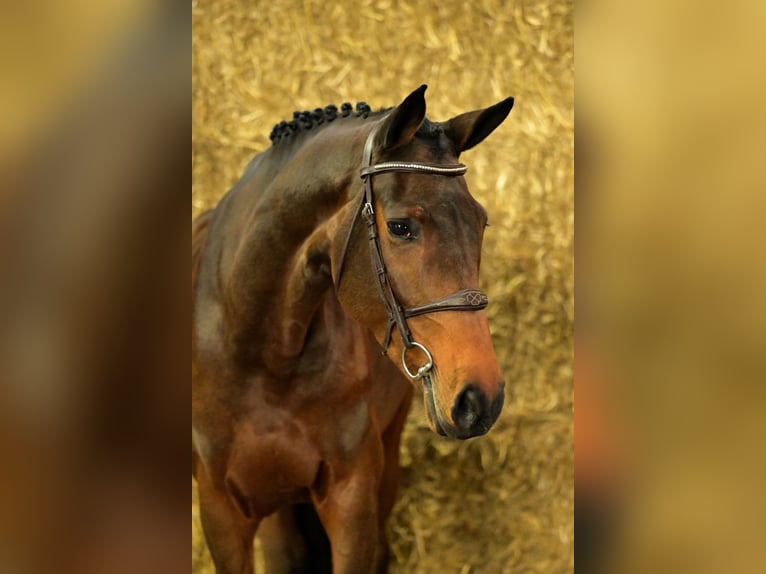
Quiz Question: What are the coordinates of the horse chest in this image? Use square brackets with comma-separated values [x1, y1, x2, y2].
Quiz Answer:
[225, 414, 319, 517]
[225, 388, 372, 519]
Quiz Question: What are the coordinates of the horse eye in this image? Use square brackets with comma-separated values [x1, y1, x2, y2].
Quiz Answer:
[387, 221, 414, 240]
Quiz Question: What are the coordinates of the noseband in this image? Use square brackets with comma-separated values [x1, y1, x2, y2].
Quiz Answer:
[334, 124, 489, 381]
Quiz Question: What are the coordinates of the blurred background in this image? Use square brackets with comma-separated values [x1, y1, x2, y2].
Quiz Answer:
[577, 0, 766, 572]
[0, 2, 187, 573]
[192, 0, 574, 573]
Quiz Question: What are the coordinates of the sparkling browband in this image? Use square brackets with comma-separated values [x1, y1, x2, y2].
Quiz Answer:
[360, 162, 467, 177]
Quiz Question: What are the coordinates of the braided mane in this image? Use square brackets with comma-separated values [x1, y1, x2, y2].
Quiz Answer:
[269, 101, 390, 145]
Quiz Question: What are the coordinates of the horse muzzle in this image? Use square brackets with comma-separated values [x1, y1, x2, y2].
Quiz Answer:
[422, 376, 505, 440]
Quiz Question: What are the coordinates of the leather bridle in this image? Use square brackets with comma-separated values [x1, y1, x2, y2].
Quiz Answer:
[334, 123, 489, 381]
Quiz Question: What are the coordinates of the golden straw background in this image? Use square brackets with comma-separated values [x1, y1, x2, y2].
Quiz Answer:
[192, 0, 573, 572]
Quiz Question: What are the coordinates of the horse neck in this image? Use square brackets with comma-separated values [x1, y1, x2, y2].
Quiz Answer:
[225, 129, 364, 373]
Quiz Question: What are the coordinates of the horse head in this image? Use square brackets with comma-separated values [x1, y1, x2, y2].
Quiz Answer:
[334, 85, 514, 439]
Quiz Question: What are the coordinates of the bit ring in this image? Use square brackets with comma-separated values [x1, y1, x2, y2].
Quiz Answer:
[401, 341, 434, 380]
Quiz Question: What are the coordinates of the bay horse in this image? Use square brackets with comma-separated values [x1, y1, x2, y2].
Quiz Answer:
[192, 85, 514, 574]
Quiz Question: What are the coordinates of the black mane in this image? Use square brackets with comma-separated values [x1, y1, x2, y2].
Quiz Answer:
[269, 102, 391, 145]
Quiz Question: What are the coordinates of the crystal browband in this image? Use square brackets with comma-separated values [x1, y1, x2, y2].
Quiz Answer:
[360, 161, 467, 177]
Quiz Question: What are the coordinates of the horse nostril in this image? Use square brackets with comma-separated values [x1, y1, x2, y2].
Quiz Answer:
[451, 385, 487, 432]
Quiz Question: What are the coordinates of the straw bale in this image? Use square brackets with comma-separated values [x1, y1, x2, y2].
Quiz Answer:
[192, 0, 573, 572]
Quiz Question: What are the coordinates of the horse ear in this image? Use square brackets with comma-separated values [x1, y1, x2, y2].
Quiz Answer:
[378, 84, 428, 151]
[445, 97, 514, 153]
